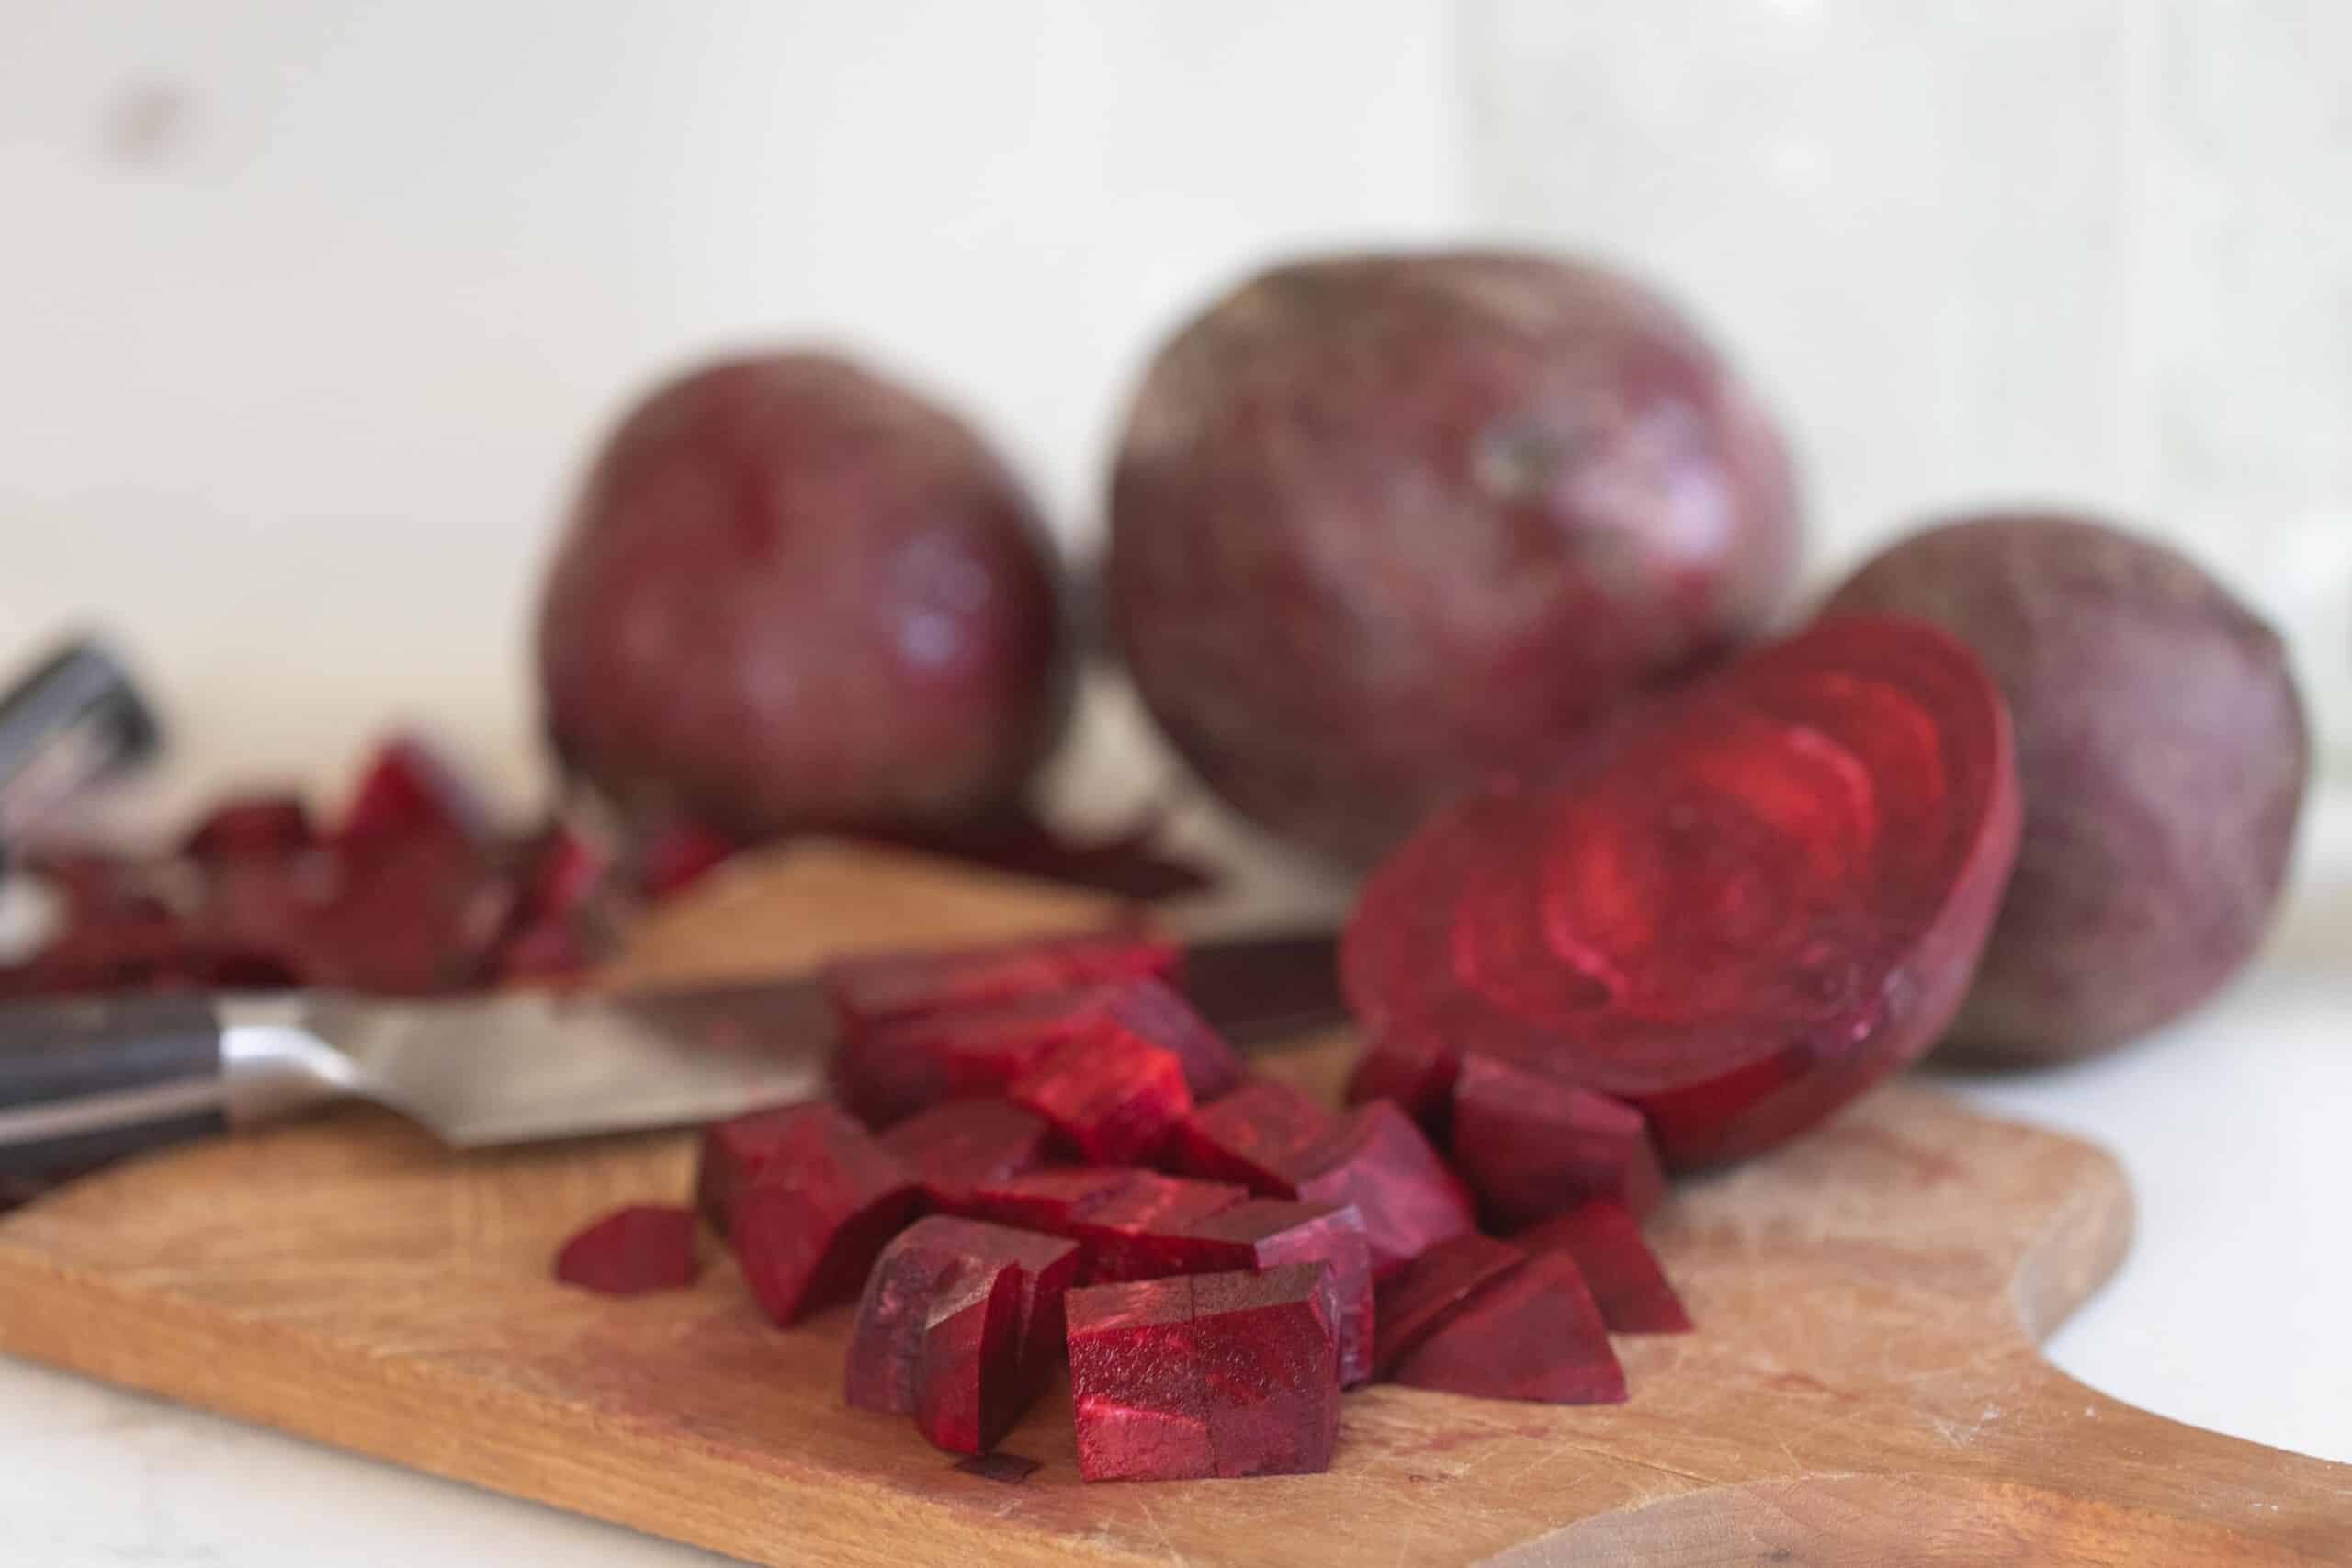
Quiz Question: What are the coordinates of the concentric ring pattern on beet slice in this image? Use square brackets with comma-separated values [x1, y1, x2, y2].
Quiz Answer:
[1342, 615, 2021, 1168]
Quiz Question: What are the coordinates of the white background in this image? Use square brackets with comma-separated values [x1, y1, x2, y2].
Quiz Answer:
[1, 4, 2347, 1561]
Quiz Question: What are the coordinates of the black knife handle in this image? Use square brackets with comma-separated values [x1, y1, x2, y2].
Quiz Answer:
[0, 996, 225, 1174]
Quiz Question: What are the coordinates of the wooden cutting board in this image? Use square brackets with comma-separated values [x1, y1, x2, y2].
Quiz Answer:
[0, 843, 2345, 1565]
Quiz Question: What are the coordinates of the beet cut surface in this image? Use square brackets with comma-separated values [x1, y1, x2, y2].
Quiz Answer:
[725, 1105, 920, 1325]
[878, 1100, 1054, 1211]
[1293, 1102, 1476, 1279]
[1007, 1033, 1193, 1165]
[914, 1265, 1027, 1455]
[1162, 1077, 1339, 1198]
[1448, 1055, 1664, 1225]
[552, 1205, 700, 1296]
[1516, 1198, 1692, 1333]
[181, 795, 315, 862]
[1390, 1249, 1625, 1405]
[820, 928, 1180, 1035]
[1371, 1233, 1528, 1377]
[1181, 1200, 1375, 1388]
[1342, 615, 2022, 1168]
[1067, 1276, 1213, 1483]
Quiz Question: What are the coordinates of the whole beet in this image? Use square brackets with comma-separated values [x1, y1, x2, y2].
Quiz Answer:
[1106, 251, 1801, 866]
[538, 353, 1070, 838]
[1825, 513, 2309, 1061]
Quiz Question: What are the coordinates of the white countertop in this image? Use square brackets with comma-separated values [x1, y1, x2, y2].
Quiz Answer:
[5, 794, 2348, 1565]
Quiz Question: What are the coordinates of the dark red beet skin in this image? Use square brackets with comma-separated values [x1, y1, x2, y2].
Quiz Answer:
[1448, 1055, 1664, 1225]
[725, 1105, 920, 1325]
[552, 1205, 700, 1296]
[537, 352, 1071, 840]
[1107, 250, 1801, 866]
[1390, 1249, 1625, 1405]
[1371, 1233, 1527, 1377]
[1343, 615, 2022, 1168]
[1517, 1198, 1692, 1334]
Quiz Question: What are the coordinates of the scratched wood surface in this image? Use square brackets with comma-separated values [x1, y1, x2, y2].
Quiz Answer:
[0, 842, 2345, 1565]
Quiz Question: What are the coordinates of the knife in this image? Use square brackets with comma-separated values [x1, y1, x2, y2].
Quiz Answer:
[0, 930, 1342, 1173]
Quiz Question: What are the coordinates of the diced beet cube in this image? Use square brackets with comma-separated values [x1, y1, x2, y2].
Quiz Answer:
[1371, 1234, 1526, 1376]
[1390, 1249, 1625, 1404]
[1514, 1198, 1692, 1333]
[1449, 1055, 1665, 1225]
[1058, 1171, 1247, 1282]
[1068, 1276, 1213, 1483]
[1162, 1077, 1339, 1198]
[1194, 1265, 1341, 1478]
[553, 1205, 700, 1296]
[182, 794, 315, 862]
[852, 1217, 1084, 1412]
[631, 817, 742, 900]
[1343, 1024, 1460, 1138]
[698, 1101, 830, 1233]
[1182, 1199, 1374, 1388]
[879, 1100, 1054, 1211]
[966, 1167, 1138, 1231]
[1090, 977, 1241, 1102]
[1294, 1102, 1476, 1279]
[1008, 1033, 1192, 1165]
[914, 1265, 1026, 1454]
[336, 735, 490, 855]
[821, 927, 1180, 1034]
[302, 832, 516, 994]
[727, 1106, 921, 1325]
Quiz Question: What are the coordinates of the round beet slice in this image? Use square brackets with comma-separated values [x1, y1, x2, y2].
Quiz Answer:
[1342, 615, 2020, 1168]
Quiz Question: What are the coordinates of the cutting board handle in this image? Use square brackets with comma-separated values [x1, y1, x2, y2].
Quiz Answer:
[0, 996, 225, 1171]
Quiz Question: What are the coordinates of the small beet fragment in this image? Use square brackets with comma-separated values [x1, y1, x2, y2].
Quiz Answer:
[1162, 1077, 1339, 1198]
[1193, 1265, 1341, 1477]
[1449, 1055, 1665, 1225]
[914, 1265, 1027, 1454]
[335, 735, 490, 855]
[1342, 615, 2021, 1168]
[821, 927, 1180, 1034]
[182, 795, 314, 862]
[1516, 1198, 1691, 1333]
[726, 1105, 921, 1325]
[1007, 1033, 1192, 1165]
[553, 1205, 700, 1296]
[879, 1100, 1054, 1211]
[1182, 1199, 1375, 1388]
[1372, 1233, 1528, 1376]
[300, 832, 516, 995]
[1294, 1102, 1476, 1279]
[1391, 1249, 1624, 1404]
[1068, 1276, 1214, 1483]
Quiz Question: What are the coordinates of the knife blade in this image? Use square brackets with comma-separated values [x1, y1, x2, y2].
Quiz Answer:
[0, 929, 1341, 1172]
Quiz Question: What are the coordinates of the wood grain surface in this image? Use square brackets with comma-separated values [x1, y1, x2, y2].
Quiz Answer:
[0, 842, 2346, 1565]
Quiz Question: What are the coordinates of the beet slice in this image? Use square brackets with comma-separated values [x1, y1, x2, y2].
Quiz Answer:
[878, 1100, 1054, 1211]
[1162, 1077, 1339, 1198]
[553, 1205, 700, 1296]
[821, 927, 1180, 1034]
[1516, 1198, 1692, 1333]
[1390, 1249, 1625, 1404]
[1068, 1276, 1214, 1483]
[914, 1265, 1027, 1454]
[182, 794, 315, 862]
[1448, 1055, 1664, 1225]
[727, 1106, 921, 1325]
[1007, 1033, 1192, 1165]
[1342, 615, 2022, 1168]
[1182, 1199, 1375, 1388]
[1067, 1267, 1340, 1482]
[1371, 1233, 1527, 1377]
[1293, 1102, 1476, 1279]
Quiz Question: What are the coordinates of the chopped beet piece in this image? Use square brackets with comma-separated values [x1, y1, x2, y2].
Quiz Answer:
[1182, 1199, 1374, 1387]
[1342, 1024, 1460, 1138]
[1193, 1265, 1341, 1478]
[698, 1101, 826, 1233]
[494, 917, 596, 985]
[727, 1106, 921, 1325]
[1390, 1249, 1625, 1404]
[1059, 1171, 1247, 1282]
[914, 1265, 1026, 1454]
[335, 734, 490, 854]
[821, 927, 1180, 1034]
[1372, 1233, 1528, 1376]
[300, 832, 515, 994]
[1089, 978, 1241, 1102]
[966, 1167, 1138, 1231]
[853, 1217, 1084, 1405]
[513, 821, 611, 926]
[1515, 1198, 1692, 1333]
[879, 1100, 1054, 1211]
[1341, 617, 2021, 1169]
[1068, 1276, 1213, 1483]
[1007, 1033, 1192, 1165]
[182, 794, 315, 862]
[1294, 1102, 1476, 1279]
[553, 1205, 700, 1296]
[0, 917, 296, 1000]
[1449, 1055, 1665, 1225]
[631, 817, 742, 900]
[1162, 1077, 1338, 1198]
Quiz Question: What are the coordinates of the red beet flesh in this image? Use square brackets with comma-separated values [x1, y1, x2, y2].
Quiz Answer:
[537, 352, 1072, 840]
[181, 795, 315, 862]
[1162, 1077, 1340, 1198]
[1516, 1198, 1691, 1333]
[915, 1266, 1027, 1454]
[1371, 1233, 1528, 1377]
[1068, 1267, 1340, 1482]
[1448, 1055, 1664, 1224]
[725, 1106, 920, 1325]
[1007, 1034, 1193, 1166]
[1180, 1200, 1375, 1389]
[822, 928, 1181, 1035]
[1107, 250, 1801, 866]
[878, 1100, 1054, 1211]
[1342, 615, 2022, 1168]
[553, 1205, 700, 1296]
[1390, 1249, 1625, 1404]
[1294, 1102, 1477, 1279]
[966, 1168, 1246, 1283]
[336, 735, 492, 855]
[1342, 1026, 1460, 1139]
